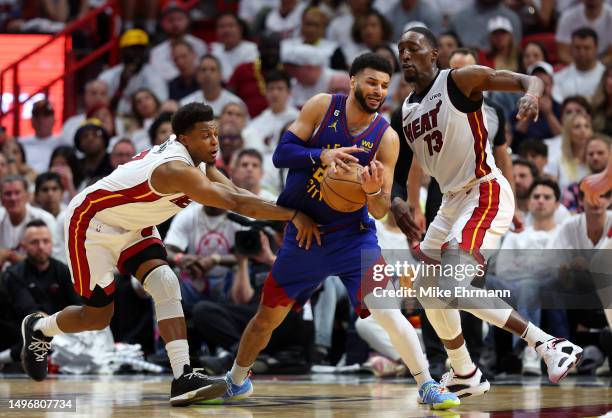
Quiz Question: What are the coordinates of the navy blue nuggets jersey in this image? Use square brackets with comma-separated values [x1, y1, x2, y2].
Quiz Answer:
[277, 94, 389, 225]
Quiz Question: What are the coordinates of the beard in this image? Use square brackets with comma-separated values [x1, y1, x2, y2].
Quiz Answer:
[355, 84, 385, 114]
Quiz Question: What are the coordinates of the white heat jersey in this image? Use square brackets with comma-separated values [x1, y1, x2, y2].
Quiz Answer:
[67, 136, 202, 231]
[402, 69, 498, 194]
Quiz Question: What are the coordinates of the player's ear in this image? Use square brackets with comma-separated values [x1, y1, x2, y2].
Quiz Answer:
[431, 48, 439, 65]
[350, 75, 357, 91]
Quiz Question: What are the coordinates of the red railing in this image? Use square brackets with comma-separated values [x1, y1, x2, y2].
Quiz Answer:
[0, 0, 121, 137]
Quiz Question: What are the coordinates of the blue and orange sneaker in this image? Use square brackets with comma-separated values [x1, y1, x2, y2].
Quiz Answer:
[418, 380, 461, 410]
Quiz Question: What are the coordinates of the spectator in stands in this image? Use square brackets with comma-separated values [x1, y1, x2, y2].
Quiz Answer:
[33, 172, 64, 218]
[492, 178, 569, 376]
[330, 9, 392, 71]
[518, 138, 549, 177]
[283, 44, 350, 108]
[74, 119, 112, 188]
[148, 112, 174, 147]
[543, 95, 592, 175]
[553, 28, 606, 101]
[513, 158, 571, 227]
[217, 124, 244, 175]
[49, 146, 82, 203]
[228, 33, 282, 118]
[327, 0, 372, 48]
[98, 29, 168, 115]
[548, 112, 593, 190]
[168, 39, 199, 102]
[281, 6, 336, 64]
[87, 104, 122, 140]
[0, 219, 80, 368]
[479, 16, 519, 71]
[129, 88, 161, 152]
[239, 0, 279, 26]
[119, 0, 157, 34]
[592, 65, 612, 136]
[243, 70, 298, 155]
[0, 139, 37, 185]
[218, 102, 248, 132]
[518, 41, 548, 74]
[512, 61, 562, 147]
[180, 55, 246, 117]
[164, 202, 241, 312]
[0, 153, 7, 183]
[0, 175, 56, 268]
[61, 80, 110, 146]
[109, 138, 136, 169]
[19, 99, 64, 174]
[6, 0, 69, 33]
[373, 44, 402, 118]
[264, 0, 307, 39]
[385, 0, 443, 40]
[437, 31, 461, 70]
[149, 3, 206, 82]
[449, 0, 522, 49]
[211, 13, 259, 82]
[562, 135, 610, 213]
[232, 149, 277, 201]
[505, 0, 556, 34]
[556, 0, 612, 65]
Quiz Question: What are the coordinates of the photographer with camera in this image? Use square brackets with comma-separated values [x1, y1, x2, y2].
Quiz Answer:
[192, 214, 312, 375]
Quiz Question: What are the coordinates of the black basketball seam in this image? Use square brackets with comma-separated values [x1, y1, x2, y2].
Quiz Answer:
[322, 176, 364, 206]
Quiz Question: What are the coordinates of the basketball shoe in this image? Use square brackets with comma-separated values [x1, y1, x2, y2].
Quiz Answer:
[440, 366, 490, 398]
[170, 365, 228, 406]
[536, 338, 583, 384]
[418, 380, 460, 410]
[222, 371, 254, 401]
[21, 312, 53, 381]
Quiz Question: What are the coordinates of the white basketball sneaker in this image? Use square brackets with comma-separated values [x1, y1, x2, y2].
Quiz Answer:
[536, 338, 583, 384]
[440, 366, 490, 398]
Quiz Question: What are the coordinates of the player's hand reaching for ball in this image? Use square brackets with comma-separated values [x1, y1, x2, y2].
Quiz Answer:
[291, 211, 322, 250]
[516, 93, 540, 122]
[320, 145, 366, 173]
[361, 160, 384, 195]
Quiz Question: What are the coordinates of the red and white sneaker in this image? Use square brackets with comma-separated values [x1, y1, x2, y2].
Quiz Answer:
[536, 338, 583, 384]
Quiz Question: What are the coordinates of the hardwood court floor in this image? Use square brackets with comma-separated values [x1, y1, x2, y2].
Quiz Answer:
[0, 374, 610, 417]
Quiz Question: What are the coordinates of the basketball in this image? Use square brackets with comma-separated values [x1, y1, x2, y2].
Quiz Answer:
[321, 162, 366, 212]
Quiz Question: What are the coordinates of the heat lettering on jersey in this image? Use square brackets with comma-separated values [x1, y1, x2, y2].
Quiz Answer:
[306, 143, 341, 200]
[404, 99, 442, 143]
[132, 149, 150, 161]
[170, 195, 192, 208]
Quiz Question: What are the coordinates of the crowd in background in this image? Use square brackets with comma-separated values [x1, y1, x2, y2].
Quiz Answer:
[0, 0, 611, 380]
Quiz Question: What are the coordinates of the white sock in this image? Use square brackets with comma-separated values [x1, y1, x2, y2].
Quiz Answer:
[166, 339, 190, 379]
[33, 313, 63, 337]
[446, 343, 474, 376]
[521, 322, 553, 348]
[367, 308, 431, 385]
[230, 360, 252, 385]
[0, 349, 11, 364]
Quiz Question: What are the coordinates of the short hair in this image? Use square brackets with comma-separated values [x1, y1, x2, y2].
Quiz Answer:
[439, 31, 462, 48]
[24, 219, 48, 230]
[217, 12, 249, 39]
[529, 177, 560, 202]
[171, 103, 214, 136]
[112, 137, 136, 152]
[349, 52, 393, 78]
[587, 134, 612, 148]
[513, 157, 538, 179]
[236, 148, 263, 164]
[0, 174, 28, 193]
[264, 70, 291, 89]
[200, 53, 222, 71]
[561, 95, 592, 116]
[404, 26, 439, 49]
[518, 138, 548, 158]
[352, 10, 392, 44]
[571, 27, 598, 46]
[449, 47, 479, 64]
[170, 38, 194, 52]
[35, 171, 63, 194]
[149, 111, 174, 144]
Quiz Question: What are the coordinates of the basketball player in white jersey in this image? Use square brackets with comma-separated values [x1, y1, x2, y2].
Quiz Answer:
[396, 27, 583, 396]
[20, 103, 321, 406]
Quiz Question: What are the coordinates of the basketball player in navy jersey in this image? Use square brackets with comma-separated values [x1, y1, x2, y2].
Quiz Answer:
[218, 53, 461, 409]
[391, 27, 583, 397]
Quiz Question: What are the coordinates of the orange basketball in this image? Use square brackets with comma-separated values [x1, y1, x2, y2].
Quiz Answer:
[321, 162, 366, 212]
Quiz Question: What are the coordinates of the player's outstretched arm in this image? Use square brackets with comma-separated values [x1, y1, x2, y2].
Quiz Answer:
[362, 128, 399, 219]
[451, 66, 544, 122]
[152, 161, 321, 249]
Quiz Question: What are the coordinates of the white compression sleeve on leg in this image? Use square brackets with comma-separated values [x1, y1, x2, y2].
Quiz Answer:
[143, 265, 184, 321]
[425, 308, 463, 340]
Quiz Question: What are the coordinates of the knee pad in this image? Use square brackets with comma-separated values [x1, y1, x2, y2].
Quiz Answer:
[143, 265, 183, 321]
